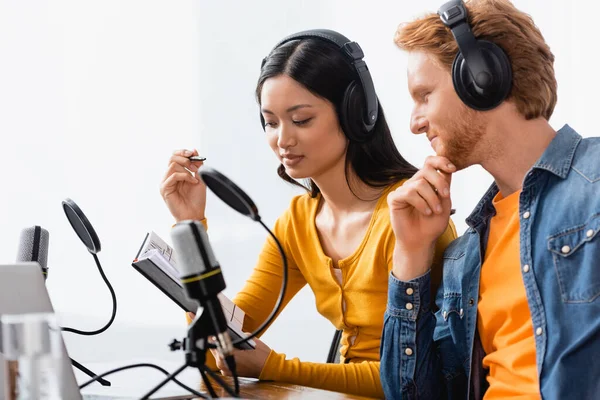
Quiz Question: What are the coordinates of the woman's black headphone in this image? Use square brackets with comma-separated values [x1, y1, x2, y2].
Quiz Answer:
[438, 0, 512, 110]
[260, 29, 378, 142]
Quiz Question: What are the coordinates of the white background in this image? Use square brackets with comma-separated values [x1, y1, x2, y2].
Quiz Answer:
[0, 0, 596, 373]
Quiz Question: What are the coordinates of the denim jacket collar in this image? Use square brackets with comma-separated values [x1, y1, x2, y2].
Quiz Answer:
[533, 123, 581, 178]
[465, 124, 581, 230]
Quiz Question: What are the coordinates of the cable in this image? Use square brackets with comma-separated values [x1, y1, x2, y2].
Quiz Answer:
[77, 362, 207, 399]
[140, 363, 190, 400]
[231, 218, 288, 347]
[70, 357, 111, 386]
[62, 253, 117, 335]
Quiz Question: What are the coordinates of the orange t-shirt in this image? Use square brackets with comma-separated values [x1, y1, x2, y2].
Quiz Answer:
[477, 190, 540, 399]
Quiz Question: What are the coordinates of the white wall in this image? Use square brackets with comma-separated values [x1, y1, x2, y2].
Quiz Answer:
[0, 0, 597, 366]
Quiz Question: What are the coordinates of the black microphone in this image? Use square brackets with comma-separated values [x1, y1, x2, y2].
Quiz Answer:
[170, 220, 233, 359]
[16, 226, 50, 279]
[141, 168, 286, 399]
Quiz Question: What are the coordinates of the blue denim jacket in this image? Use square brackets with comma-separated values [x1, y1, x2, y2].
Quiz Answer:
[380, 125, 600, 399]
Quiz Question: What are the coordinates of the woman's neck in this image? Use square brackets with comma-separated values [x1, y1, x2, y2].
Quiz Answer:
[312, 161, 382, 215]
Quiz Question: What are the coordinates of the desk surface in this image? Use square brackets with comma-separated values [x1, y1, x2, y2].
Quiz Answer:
[198, 375, 375, 400]
[77, 360, 376, 400]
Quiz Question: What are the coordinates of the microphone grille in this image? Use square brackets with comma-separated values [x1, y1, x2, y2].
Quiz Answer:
[171, 220, 216, 277]
[17, 226, 50, 271]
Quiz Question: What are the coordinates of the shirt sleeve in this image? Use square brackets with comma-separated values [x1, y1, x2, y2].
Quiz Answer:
[260, 352, 384, 399]
[380, 219, 459, 399]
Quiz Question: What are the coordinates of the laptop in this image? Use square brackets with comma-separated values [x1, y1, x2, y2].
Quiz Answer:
[0, 262, 83, 399]
[0, 263, 202, 400]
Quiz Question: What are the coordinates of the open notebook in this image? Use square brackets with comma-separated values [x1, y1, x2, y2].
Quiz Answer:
[132, 231, 255, 350]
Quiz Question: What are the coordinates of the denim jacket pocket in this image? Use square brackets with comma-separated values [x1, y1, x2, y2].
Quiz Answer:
[548, 213, 600, 303]
[441, 242, 467, 292]
[441, 294, 464, 321]
[440, 294, 469, 344]
[438, 294, 470, 379]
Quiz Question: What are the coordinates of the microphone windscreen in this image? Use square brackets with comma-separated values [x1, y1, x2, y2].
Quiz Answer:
[198, 167, 259, 220]
[170, 220, 215, 277]
[17, 226, 50, 271]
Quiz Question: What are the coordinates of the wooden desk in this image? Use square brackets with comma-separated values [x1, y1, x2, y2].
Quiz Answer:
[77, 360, 377, 400]
[198, 375, 376, 399]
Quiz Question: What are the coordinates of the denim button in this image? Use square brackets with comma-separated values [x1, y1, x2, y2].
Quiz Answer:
[406, 288, 414, 295]
[405, 348, 413, 356]
[523, 264, 530, 273]
[406, 303, 413, 310]
[561, 245, 571, 254]
[523, 211, 531, 219]
[587, 229, 594, 238]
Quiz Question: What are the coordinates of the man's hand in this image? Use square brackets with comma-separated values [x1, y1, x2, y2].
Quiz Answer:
[388, 156, 455, 281]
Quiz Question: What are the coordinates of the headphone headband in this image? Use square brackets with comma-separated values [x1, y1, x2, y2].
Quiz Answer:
[439, 1, 492, 89]
[262, 29, 378, 133]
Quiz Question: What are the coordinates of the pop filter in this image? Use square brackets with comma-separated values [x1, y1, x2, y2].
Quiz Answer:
[60, 198, 117, 337]
[60, 198, 115, 386]
[196, 166, 288, 350]
[62, 198, 101, 254]
[198, 167, 260, 221]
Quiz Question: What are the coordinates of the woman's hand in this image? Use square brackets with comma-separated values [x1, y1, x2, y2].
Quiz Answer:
[160, 149, 207, 222]
[211, 336, 272, 379]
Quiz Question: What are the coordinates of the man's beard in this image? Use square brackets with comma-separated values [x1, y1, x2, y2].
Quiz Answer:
[434, 104, 487, 170]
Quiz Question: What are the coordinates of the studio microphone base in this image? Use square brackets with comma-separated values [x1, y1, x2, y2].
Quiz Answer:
[139, 308, 239, 399]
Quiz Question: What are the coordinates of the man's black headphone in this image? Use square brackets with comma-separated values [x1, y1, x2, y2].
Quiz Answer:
[438, 0, 512, 110]
[260, 29, 378, 142]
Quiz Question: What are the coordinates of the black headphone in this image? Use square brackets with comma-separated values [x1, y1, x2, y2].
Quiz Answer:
[438, 0, 512, 110]
[260, 29, 378, 142]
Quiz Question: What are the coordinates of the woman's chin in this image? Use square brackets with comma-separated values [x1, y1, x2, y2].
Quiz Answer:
[284, 167, 309, 180]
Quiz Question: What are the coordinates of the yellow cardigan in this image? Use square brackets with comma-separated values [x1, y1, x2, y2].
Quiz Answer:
[228, 180, 457, 398]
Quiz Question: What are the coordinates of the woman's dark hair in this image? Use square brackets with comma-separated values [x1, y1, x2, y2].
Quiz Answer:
[256, 38, 418, 198]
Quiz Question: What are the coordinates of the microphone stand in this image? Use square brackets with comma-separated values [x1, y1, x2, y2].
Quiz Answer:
[139, 307, 238, 399]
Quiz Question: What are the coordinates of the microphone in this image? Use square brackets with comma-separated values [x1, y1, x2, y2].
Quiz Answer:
[15, 223, 112, 386]
[170, 220, 233, 359]
[16, 226, 50, 279]
[141, 168, 287, 399]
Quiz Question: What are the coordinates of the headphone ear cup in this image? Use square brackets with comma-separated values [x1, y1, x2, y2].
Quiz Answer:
[452, 40, 512, 110]
[340, 81, 371, 143]
[259, 113, 266, 131]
